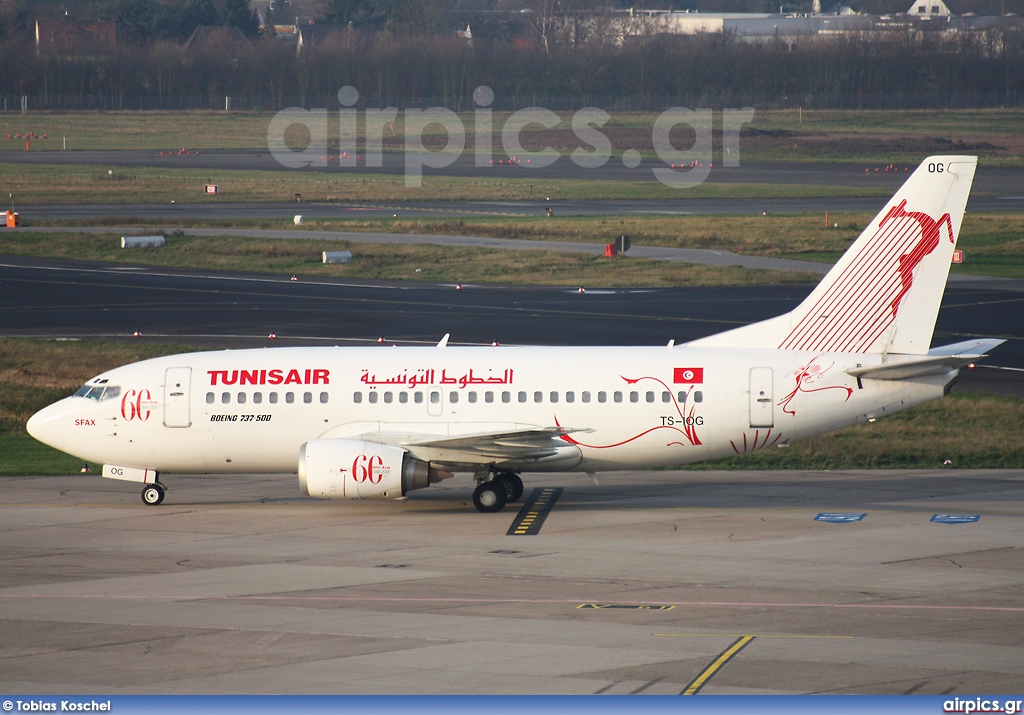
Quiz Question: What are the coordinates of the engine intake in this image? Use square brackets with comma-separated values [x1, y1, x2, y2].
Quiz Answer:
[298, 439, 451, 500]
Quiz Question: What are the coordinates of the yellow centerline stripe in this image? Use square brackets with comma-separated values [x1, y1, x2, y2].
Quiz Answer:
[681, 635, 755, 695]
[656, 633, 852, 639]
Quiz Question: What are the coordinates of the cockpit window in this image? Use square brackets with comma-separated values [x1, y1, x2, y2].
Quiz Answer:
[74, 384, 121, 402]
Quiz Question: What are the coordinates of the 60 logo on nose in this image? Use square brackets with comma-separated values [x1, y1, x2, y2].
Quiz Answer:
[120, 389, 153, 421]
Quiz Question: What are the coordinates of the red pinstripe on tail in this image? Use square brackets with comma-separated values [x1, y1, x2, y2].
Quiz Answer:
[687, 156, 977, 357]
[778, 199, 954, 353]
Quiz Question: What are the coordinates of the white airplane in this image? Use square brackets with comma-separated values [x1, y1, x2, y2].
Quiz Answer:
[28, 155, 1003, 512]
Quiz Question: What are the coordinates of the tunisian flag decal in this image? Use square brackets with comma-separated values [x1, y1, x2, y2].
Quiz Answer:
[674, 367, 704, 384]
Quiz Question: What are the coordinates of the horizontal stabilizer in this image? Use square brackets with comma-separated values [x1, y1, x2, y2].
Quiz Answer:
[847, 339, 1004, 380]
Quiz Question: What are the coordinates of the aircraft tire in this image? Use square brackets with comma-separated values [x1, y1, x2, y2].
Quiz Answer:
[472, 482, 507, 513]
[496, 473, 524, 503]
[142, 484, 165, 506]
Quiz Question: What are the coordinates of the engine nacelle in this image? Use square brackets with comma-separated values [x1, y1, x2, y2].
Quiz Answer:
[298, 439, 450, 500]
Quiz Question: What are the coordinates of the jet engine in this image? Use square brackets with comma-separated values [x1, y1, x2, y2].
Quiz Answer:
[298, 439, 451, 500]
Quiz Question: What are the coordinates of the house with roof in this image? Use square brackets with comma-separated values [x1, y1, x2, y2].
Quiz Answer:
[906, 0, 954, 16]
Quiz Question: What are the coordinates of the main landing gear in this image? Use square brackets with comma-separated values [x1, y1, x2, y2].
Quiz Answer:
[141, 482, 166, 506]
[472, 470, 524, 513]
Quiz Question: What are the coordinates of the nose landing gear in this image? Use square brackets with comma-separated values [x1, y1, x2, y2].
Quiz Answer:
[141, 482, 166, 506]
[471, 470, 524, 513]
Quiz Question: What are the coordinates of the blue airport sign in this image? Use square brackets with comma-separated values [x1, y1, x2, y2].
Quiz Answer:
[931, 514, 981, 524]
[814, 512, 867, 523]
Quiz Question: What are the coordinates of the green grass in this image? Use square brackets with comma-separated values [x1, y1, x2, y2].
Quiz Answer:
[0, 162, 890, 204]
[0, 433, 93, 476]
[0, 230, 818, 287]
[3, 108, 1022, 164]
[20, 210, 1024, 279]
[3, 337, 1022, 475]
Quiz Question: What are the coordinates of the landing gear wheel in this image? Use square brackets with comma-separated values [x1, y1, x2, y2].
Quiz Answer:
[472, 481, 507, 513]
[141, 484, 165, 506]
[495, 473, 524, 503]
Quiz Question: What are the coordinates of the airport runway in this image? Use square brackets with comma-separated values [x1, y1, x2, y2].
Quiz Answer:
[1, 256, 1022, 395]
[1, 468, 1022, 694]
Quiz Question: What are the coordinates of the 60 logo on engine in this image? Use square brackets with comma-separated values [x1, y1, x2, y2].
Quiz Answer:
[351, 454, 389, 484]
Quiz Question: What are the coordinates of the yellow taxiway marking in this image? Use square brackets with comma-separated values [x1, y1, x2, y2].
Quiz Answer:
[681, 635, 755, 695]
[656, 633, 853, 639]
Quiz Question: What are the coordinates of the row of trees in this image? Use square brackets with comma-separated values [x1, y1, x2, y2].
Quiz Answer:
[109, 0, 260, 42]
[3, 30, 1023, 109]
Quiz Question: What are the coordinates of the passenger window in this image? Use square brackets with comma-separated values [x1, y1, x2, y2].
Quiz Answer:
[662, 391, 671, 403]
[629, 391, 639, 403]
[430, 391, 440, 404]
[286, 392, 295, 404]
[238, 392, 247, 404]
[383, 392, 393, 404]
[353, 392, 363, 404]
[646, 391, 655, 403]
[320, 392, 329, 404]
[485, 391, 494, 403]
[206, 392, 215, 404]
[550, 391, 558, 403]
[399, 392, 408, 404]
[501, 391, 510, 403]
[221, 392, 230, 404]
[677, 391, 687, 403]
[450, 392, 459, 403]
[518, 391, 527, 403]
[415, 392, 424, 404]
[534, 391, 543, 403]
[303, 392, 313, 404]
[270, 392, 279, 404]
[598, 391, 607, 403]
[368, 392, 378, 404]
[566, 391, 574, 403]
[582, 391, 591, 403]
[469, 391, 478, 403]
[694, 391, 703, 403]
[614, 391, 623, 403]
[253, 392, 263, 404]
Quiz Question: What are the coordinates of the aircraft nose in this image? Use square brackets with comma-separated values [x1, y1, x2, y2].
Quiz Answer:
[26, 401, 65, 452]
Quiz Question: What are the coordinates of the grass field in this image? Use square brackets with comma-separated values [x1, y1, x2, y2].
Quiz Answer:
[0, 162, 891, 204]
[13, 211, 1024, 279]
[2, 338, 1021, 476]
[0, 230, 818, 287]
[1, 108, 1021, 164]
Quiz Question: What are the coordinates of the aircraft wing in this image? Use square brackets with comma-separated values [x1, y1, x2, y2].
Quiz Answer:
[847, 339, 1005, 380]
[356, 426, 592, 469]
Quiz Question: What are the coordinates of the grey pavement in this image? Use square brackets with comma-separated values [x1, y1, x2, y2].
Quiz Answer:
[1, 469, 1022, 694]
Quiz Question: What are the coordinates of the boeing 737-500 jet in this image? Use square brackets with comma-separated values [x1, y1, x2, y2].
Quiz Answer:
[27, 155, 1003, 512]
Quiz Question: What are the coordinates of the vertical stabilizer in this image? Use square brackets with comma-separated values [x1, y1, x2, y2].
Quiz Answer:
[689, 156, 977, 355]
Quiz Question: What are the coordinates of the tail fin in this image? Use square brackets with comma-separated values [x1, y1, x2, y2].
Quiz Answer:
[690, 155, 977, 355]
